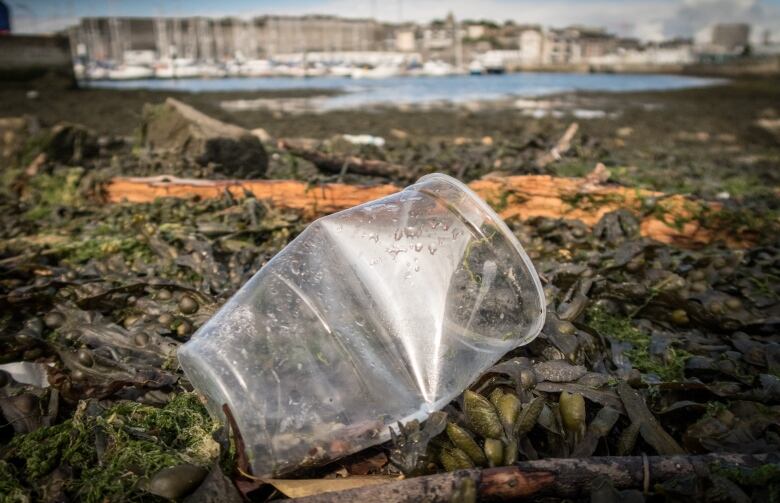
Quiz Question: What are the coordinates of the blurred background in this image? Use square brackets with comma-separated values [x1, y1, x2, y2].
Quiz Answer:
[0, 0, 778, 198]
[3, 0, 780, 80]
[1, 1, 778, 197]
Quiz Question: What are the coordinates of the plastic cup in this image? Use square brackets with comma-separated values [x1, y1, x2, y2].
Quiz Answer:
[178, 173, 545, 477]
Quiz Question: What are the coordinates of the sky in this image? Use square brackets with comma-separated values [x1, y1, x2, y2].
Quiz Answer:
[7, 0, 780, 43]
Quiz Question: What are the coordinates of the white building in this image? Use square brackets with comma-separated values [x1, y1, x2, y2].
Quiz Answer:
[543, 29, 583, 64]
[588, 44, 694, 66]
[467, 24, 486, 39]
[518, 27, 544, 64]
[395, 30, 416, 52]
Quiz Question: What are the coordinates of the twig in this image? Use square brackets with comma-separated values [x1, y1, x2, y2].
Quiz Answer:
[278, 140, 412, 180]
[222, 403, 251, 477]
[291, 453, 770, 502]
[536, 122, 579, 169]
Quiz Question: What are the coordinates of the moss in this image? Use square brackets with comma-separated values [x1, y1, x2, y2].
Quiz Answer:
[711, 463, 780, 501]
[0, 461, 29, 503]
[17, 131, 52, 168]
[626, 345, 690, 382]
[696, 204, 780, 239]
[8, 393, 218, 503]
[552, 161, 593, 179]
[22, 167, 84, 221]
[719, 174, 769, 198]
[561, 192, 626, 212]
[487, 189, 511, 212]
[485, 188, 527, 213]
[0, 166, 23, 199]
[52, 235, 152, 264]
[705, 401, 729, 418]
[587, 306, 690, 381]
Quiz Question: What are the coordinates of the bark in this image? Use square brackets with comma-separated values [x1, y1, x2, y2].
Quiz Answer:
[104, 175, 399, 216]
[103, 174, 753, 248]
[291, 453, 769, 502]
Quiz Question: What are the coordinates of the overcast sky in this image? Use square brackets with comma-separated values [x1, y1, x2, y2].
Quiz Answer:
[8, 0, 780, 43]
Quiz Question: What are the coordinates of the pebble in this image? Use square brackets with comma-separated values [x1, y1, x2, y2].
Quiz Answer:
[44, 311, 65, 328]
[148, 464, 208, 500]
[533, 360, 587, 382]
[178, 295, 199, 315]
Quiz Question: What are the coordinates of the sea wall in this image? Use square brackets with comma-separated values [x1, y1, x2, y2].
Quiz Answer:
[684, 56, 780, 77]
[0, 35, 75, 85]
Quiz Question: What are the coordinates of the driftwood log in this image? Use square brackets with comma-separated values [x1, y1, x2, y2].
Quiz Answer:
[291, 453, 770, 502]
[104, 174, 753, 248]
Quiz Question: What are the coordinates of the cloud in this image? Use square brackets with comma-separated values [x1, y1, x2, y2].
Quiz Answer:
[663, 0, 780, 42]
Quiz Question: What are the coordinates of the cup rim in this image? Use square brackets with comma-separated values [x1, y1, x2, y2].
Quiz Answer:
[415, 173, 546, 341]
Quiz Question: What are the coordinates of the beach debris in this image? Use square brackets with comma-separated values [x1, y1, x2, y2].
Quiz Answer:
[342, 134, 386, 147]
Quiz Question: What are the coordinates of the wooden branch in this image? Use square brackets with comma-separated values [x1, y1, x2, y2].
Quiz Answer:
[278, 139, 412, 180]
[290, 453, 769, 502]
[103, 174, 755, 248]
[536, 122, 579, 169]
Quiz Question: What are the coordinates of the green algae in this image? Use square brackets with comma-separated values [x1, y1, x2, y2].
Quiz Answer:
[52, 235, 152, 264]
[22, 167, 84, 221]
[0, 461, 29, 503]
[7, 393, 218, 503]
[711, 463, 780, 502]
[587, 306, 690, 381]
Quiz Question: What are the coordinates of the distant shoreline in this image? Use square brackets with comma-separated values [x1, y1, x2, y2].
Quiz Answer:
[74, 72, 723, 115]
[74, 55, 780, 87]
[1, 76, 775, 139]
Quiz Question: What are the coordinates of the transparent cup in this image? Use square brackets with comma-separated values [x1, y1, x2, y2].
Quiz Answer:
[178, 173, 545, 477]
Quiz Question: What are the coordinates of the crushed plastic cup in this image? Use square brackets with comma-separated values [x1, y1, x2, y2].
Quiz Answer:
[178, 173, 545, 476]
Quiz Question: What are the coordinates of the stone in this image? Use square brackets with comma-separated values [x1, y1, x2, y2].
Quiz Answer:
[183, 465, 243, 503]
[141, 98, 267, 178]
[148, 464, 208, 500]
[46, 122, 98, 164]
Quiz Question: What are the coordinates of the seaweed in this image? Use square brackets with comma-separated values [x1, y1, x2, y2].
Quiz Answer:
[587, 306, 690, 381]
[6, 393, 218, 503]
